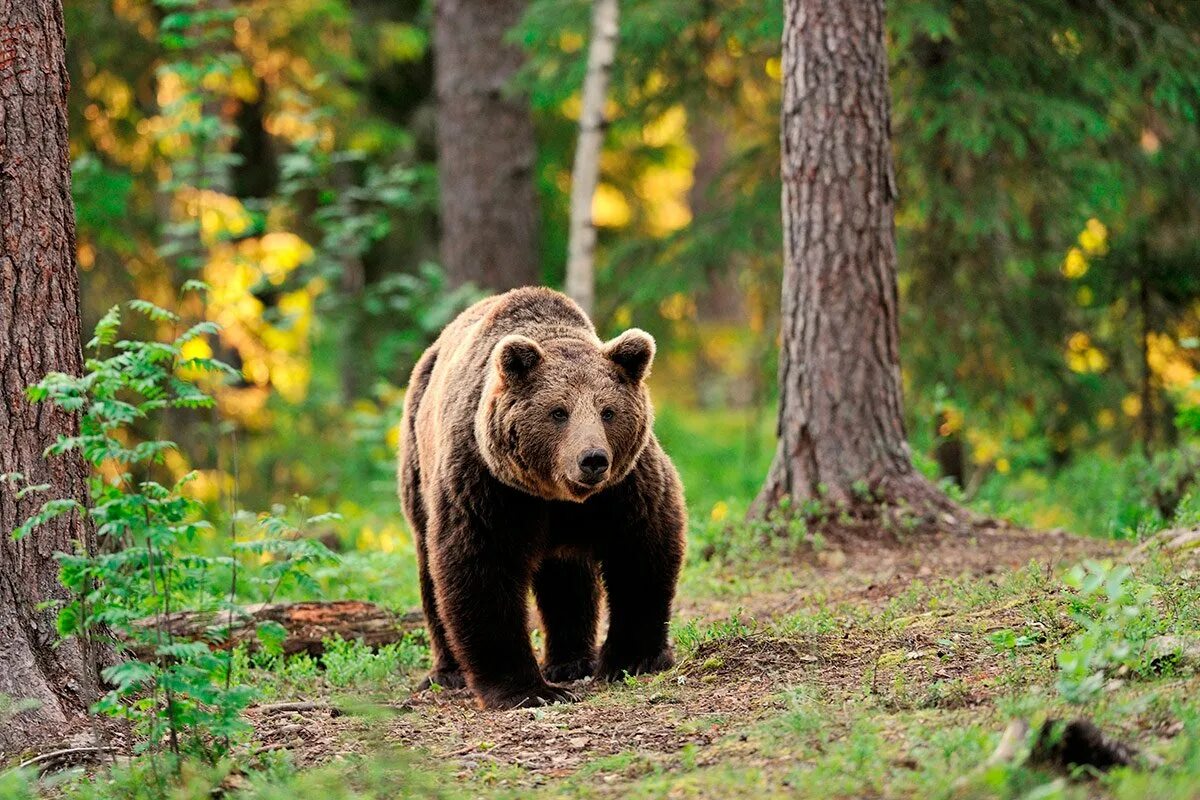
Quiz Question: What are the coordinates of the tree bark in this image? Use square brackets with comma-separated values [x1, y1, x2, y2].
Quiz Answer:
[564, 0, 618, 317]
[434, 0, 540, 291]
[755, 0, 951, 518]
[0, 0, 100, 753]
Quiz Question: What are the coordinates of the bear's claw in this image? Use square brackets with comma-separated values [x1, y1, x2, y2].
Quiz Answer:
[417, 669, 467, 691]
[596, 647, 674, 683]
[481, 682, 580, 710]
[543, 657, 595, 683]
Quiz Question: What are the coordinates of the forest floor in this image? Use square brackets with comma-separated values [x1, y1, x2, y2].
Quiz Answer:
[225, 524, 1200, 799]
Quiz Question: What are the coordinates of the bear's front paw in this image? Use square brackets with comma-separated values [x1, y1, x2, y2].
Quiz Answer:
[543, 657, 595, 683]
[479, 681, 580, 710]
[596, 646, 674, 683]
[416, 668, 467, 691]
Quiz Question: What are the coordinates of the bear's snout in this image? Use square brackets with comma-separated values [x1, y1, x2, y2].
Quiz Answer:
[577, 448, 611, 484]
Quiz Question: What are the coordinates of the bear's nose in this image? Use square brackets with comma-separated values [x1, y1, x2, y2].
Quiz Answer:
[578, 449, 610, 483]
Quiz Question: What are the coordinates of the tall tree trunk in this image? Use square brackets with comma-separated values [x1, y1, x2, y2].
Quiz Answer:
[755, 0, 951, 518]
[434, 0, 540, 291]
[564, 0, 618, 317]
[0, 0, 100, 753]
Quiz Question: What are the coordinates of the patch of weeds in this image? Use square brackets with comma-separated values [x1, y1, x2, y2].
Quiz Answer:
[883, 579, 932, 620]
[239, 633, 429, 698]
[575, 750, 651, 779]
[1142, 553, 1200, 639]
[957, 561, 1054, 610]
[0, 768, 34, 800]
[241, 749, 462, 799]
[243, 650, 323, 699]
[783, 718, 889, 798]
[777, 684, 829, 743]
[673, 611, 757, 656]
[679, 714, 729, 736]
[469, 761, 529, 789]
[691, 496, 827, 567]
[1057, 560, 1160, 704]
[321, 634, 428, 689]
[989, 628, 1039, 654]
[38, 757, 234, 800]
[920, 678, 972, 709]
[620, 765, 775, 799]
[773, 603, 847, 637]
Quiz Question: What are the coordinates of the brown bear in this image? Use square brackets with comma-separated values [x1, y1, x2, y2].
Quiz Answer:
[398, 287, 686, 709]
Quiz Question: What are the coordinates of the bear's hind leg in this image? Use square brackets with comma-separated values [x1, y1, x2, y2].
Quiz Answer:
[400, 351, 465, 690]
[409, 496, 466, 690]
[414, 531, 466, 690]
[406, 481, 464, 689]
[533, 556, 598, 682]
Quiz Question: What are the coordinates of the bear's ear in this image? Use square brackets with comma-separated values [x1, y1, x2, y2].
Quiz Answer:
[494, 334, 544, 382]
[604, 328, 655, 383]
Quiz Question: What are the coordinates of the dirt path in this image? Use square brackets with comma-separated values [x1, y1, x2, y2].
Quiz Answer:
[246, 526, 1124, 790]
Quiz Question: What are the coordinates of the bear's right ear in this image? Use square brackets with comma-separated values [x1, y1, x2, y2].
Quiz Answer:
[604, 328, 655, 383]
[494, 335, 543, 382]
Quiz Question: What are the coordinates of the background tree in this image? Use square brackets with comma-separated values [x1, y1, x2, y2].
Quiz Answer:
[564, 0, 619, 316]
[54, 0, 1200, 542]
[0, 0, 101, 750]
[755, 0, 950, 517]
[434, 0, 541, 290]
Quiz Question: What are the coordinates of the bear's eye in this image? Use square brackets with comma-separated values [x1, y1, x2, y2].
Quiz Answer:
[600, 408, 616, 422]
[550, 407, 570, 422]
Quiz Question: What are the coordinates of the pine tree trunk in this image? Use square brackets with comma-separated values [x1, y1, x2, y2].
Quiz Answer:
[434, 0, 540, 291]
[564, 0, 618, 317]
[755, 0, 952, 519]
[0, 0, 100, 754]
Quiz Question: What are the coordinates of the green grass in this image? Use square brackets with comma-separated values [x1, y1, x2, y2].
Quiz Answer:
[14, 405, 1200, 799]
[18, 543, 1200, 800]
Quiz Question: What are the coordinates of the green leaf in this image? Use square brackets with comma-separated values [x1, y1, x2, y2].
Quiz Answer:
[88, 305, 121, 349]
[256, 620, 288, 657]
[102, 659, 156, 691]
[127, 299, 179, 323]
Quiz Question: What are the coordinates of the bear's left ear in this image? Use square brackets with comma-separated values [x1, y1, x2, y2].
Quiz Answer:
[494, 334, 544, 383]
[604, 328, 656, 383]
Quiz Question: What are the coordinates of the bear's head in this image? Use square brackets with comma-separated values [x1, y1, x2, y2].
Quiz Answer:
[475, 329, 656, 502]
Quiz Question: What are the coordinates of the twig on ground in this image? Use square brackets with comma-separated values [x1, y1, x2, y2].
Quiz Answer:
[15, 745, 120, 775]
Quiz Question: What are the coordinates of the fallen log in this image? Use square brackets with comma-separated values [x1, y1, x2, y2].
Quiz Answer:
[122, 601, 423, 660]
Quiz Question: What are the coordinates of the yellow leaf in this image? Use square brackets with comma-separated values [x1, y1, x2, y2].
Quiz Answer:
[592, 183, 632, 228]
[1061, 247, 1088, 279]
[1122, 394, 1143, 417]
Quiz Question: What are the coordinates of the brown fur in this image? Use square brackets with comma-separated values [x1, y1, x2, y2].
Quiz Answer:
[398, 287, 687, 709]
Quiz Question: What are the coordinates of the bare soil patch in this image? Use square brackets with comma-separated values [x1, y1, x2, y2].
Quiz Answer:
[246, 526, 1124, 783]
[681, 523, 1120, 623]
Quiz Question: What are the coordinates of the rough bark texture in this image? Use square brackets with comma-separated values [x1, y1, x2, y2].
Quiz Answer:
[756, 0, 950, 517]
[434, 0, 540, 291]
[564, 0, 619, 317]
[0, 0, 99, 754]
[124, 602, 423, 660]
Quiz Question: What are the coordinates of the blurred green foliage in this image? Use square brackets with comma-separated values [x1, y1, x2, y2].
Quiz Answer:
[62, 0, 1200, 574]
